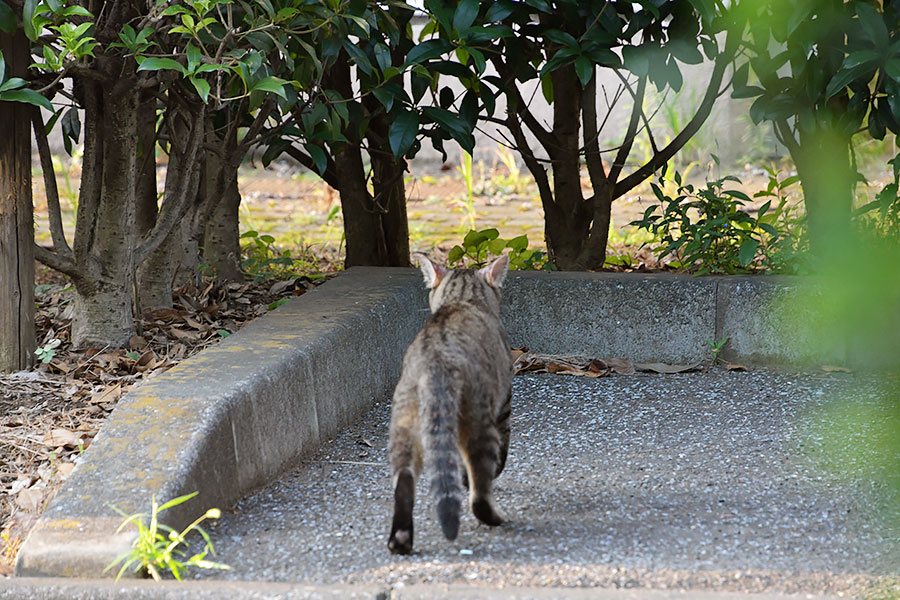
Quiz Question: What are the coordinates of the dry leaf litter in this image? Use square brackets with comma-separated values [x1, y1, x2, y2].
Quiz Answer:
[0, 269, 331, 575]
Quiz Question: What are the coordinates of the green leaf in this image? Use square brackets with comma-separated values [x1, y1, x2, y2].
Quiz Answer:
[485, 2, 515, 22]
[732, 85, 764, 99]
[189, 77, 210, 103]
[306, 144, 327, 175]
[738, 238, 758, 267]
[186, 44, 201, 72]
[0, 51, 4, 83]
[448, 245, 465, 264]
[389, 109, 419, 158]
[0, 76, 24, 92]
[825, 64, 876, 100]
[506, 234, 528, 252]
[250, 77, 287, 99]
[622, 45, 650, 77]
[0, 1, 15, 34]
[23, 0, 39, 41]
[137, 57, 186, 75]
[452, 0, 479, 32]
[374, 42, 391, 72]
[0, 88, 53, 111]
[856, 3, 889, 51]
[886, 58, 900, 83]
[405, 39, 453, 66]
[668, 39, 703, 65]
[574, 55, 593, 86]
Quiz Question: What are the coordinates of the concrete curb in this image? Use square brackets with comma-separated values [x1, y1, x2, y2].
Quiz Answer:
[502, 272, 826, 366]
[15, 269, 831, 580]
[0, 579, 841, 600]
[16, 268, 425, 578]
[0, 578, 388, 599]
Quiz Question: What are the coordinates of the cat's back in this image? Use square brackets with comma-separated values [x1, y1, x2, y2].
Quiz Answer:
[406, 268, 510, 370]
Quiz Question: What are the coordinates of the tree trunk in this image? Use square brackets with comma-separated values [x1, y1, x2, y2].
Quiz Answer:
[70, 81, 139, 348]
[794, 126, 854, 261]
[371, 154, 411, 267]
[202, 156, 244, 281]
[543, 66, 591, 270]
[324, 51, 411, 267]
[134, 92, 175, 310]
[366, 105, 411, 267]
[0, 29, 35, 371]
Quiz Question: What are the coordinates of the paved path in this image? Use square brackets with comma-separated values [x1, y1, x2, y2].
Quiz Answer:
[191, 369, 900, 597]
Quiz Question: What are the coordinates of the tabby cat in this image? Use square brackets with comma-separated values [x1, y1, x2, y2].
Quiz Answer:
[387, 255, 513, 554]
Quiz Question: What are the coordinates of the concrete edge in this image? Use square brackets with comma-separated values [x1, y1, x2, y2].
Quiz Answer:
[14, 270, 835, 580]
[15, 267, 426, 578]
[0, 579, 845, 600]
[392, 584, 843, 600]
[0, 578, 388, 599]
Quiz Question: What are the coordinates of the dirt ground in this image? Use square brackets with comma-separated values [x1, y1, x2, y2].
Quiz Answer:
[31, 152, 791, 264]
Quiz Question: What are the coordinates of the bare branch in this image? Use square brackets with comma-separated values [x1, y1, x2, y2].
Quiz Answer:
[33, 244, 80, 281]
[282, 144, 339, 189]
[774, 119, 801, 157]
[506, 111, 554, 217]
[582, 74, 608, 189]
[609, 75, 646, 184]
[614, 27, 741, 197]
[614, 70, 660, 155]
[31, 109, 73, 260]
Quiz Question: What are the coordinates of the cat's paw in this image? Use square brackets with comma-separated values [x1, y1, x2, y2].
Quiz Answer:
[388, 528, 413, 554]
[472, 497, 504, 527]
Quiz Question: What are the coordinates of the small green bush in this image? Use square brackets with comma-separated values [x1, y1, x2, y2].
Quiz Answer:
[631, 168, 794, 274]
[448, 228, 553, 271]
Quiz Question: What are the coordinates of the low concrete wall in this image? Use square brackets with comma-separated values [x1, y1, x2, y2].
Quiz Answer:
[15, 269, 833, 579]
[16, 268, 425, 578]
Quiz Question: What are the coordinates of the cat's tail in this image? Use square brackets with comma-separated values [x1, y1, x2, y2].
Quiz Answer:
[419, 370, 463, 540]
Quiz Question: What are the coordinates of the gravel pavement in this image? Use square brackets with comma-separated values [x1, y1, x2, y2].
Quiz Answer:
[191, 369, 900, 596]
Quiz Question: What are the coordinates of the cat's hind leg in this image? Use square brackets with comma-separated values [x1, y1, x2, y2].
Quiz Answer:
[462, 426, 504, 527]
[388, 388, 422, 554]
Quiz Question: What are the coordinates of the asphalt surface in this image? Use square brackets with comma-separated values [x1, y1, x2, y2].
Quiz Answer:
[190, 369, 900, 596]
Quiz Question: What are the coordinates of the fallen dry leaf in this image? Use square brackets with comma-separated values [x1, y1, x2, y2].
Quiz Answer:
[510, 346, 529, 362]
[821, 365, 852, 373]
[15, 488, 43, 513]
[41, 428, 83, 448]
[56, 462, 75, 480]
[514, 353, 634, 378]
[90, 384, 122, 405]
[727, 363, 749, 372]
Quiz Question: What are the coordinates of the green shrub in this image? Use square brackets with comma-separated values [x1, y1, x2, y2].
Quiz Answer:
[448, 228, 553, 271]
[631, 169, 786, 274]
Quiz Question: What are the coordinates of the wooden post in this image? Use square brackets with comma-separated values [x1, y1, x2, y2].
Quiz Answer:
[0, 28, 35, 372]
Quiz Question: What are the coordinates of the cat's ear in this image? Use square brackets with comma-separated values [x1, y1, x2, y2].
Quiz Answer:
[479, 254, 509, 288]
[413, 254, 446, 289]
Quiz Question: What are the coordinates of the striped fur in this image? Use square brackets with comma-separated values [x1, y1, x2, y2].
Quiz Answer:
[388, 255, 513, 554]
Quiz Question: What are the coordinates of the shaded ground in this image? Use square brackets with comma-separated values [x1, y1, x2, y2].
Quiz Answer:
[191, 369, 900, 596]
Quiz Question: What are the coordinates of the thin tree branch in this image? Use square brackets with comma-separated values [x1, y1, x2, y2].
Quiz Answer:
[506, 111, 554, 217]
[614, 69, 660, 155]
[492, 55, 557, 152]
[33, 244, 80, 281]
[282, 144, 339, 189]
[614, 27, 740, 197]
[582, 73, 609, 190]
[31, 109, 73, 260]
[609, 75, 646, 184]
[774, 118, 801, 157]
